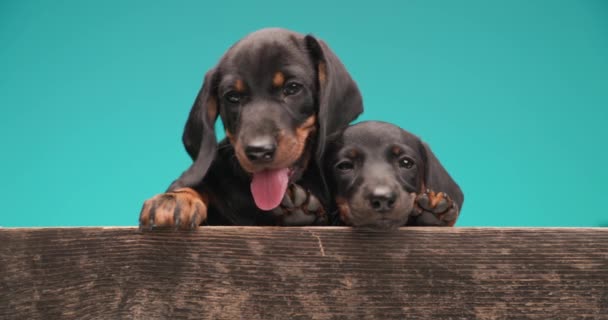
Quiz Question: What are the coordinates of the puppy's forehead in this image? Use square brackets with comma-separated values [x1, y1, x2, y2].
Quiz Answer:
[339, 121, 421, 155]
[220, 29, 312, 76]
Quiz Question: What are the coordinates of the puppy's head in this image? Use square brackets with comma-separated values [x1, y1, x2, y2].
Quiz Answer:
[325, 121, 428, 230]
[174, 28, 363, 211]
[218, 30, 318, 176]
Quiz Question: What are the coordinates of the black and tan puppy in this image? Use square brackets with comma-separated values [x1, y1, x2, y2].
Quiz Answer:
[324, 121, 464, 229]
[139, 28, 363, 229]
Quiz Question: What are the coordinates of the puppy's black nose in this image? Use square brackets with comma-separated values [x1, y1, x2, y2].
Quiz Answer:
[245, 138, 276, 162]
[368, 186, 397, 213]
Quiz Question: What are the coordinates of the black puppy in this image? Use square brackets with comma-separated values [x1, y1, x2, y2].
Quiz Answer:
[324, 121, 463, 229]
[139, 28, 363, 229]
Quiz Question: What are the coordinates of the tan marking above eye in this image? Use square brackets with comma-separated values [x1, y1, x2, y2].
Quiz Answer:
[391, 146, 402, 156]
[346, 149, 359, 159]
[273, 72, 285, 87]
[235, 79, 245, 92]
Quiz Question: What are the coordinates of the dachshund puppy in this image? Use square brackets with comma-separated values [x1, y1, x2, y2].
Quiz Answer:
[139, 28, 363, 229]
[324, 121, 463, 229]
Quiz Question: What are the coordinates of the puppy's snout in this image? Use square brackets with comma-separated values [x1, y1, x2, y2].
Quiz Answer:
[245, 137, 277, 163]
[367, 186, 397, 213]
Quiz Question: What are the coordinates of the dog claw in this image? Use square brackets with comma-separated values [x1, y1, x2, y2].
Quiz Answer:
[292, 185, 307, 206]
[434, 196, 451, 213]
[414, 211, 443, 226]
[441, 207, 459, 222]
[190, 212, 199, 230]
[173, 205, 182, 229]
[306, 195, 321, 212]
[414, 190, 459, 226]
[139, 189, 208, 230]
[148, 203, 157, 230]
[416, 193, 431, 211]
[281, 193, 294, 207]
[272, 184, 327, 225]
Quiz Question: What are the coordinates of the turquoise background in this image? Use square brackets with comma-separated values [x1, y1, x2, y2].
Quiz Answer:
[1, 1, 607, 227]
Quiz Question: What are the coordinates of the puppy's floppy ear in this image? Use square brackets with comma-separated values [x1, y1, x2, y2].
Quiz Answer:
[168, 68, 219, 191]
[305, 35, 363, 160]
[418, 141, 465, 208]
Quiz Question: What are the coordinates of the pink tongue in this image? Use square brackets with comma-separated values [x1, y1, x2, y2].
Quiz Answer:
[250, 168, 290, 211]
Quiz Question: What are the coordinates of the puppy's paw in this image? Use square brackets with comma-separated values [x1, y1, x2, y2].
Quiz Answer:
[271, 184, 327, 225]
[413, 189, 459, 226]
[139, 188, 207, 230]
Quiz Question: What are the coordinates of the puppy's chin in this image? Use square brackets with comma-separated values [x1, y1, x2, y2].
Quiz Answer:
[349, 212, 410, 231]
[345, 194, 416, 231]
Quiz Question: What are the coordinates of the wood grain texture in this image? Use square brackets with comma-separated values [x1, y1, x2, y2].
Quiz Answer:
[1, 227, 607, 320]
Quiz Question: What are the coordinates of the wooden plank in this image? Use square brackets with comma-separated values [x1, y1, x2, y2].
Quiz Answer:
[1, 227, 607, 319]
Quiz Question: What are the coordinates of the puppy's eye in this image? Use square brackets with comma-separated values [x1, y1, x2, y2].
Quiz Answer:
[336, 160, 354, 172]
[224, 91, 241, 104]
[283, 82, 302, 96]
[399, 157, 414, 169]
